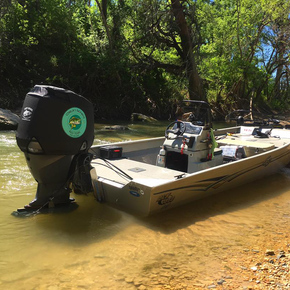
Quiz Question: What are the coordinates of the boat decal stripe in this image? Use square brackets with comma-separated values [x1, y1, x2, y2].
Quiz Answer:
[153, 148, 290, 196]
[197, 175, 228, 182]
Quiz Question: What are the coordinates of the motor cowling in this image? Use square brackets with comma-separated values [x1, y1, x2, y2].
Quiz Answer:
[16, 85, 94, 210]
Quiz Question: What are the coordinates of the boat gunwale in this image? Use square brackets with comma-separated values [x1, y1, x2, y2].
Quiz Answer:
[90, 126, 290, 183]
[90, 135, 290, 190]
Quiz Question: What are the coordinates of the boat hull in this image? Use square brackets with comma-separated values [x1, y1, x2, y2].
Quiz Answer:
[150, 143, 290, 214]
[90, 134, 290, 216]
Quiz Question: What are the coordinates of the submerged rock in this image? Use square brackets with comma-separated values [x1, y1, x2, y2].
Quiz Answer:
[0, 108, 20, 130]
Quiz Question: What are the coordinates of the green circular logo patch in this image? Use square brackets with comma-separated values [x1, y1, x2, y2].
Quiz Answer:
[62, 107, 87, 138]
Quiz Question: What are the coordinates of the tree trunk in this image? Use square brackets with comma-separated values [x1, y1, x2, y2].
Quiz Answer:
[95, 0, 121, 85]
[171, 0, 204, 100]
[102, 0, 107, 20]
[274, 46, 284, 100]
[96, 0, 112, 51]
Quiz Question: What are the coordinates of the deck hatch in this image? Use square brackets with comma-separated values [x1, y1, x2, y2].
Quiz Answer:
[128, 167, 146, 173]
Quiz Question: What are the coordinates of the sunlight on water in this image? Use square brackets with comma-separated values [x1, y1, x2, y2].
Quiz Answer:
[1, 125, 290, 289]
[0, 132, 35, 196]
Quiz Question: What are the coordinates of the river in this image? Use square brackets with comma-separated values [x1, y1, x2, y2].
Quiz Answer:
[1, 122, 290, 289]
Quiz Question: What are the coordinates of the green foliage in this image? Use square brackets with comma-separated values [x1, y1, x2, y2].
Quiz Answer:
[197, 0, 290, 113]
[0, 0, 289, 117]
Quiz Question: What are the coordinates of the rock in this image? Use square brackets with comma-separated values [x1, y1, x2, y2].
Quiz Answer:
[252, 249, 260, 253]
[104, 125, 130, 131]
[277, 253, 286, 259]
[125, 277, 134, 283]
[160, 272, 172, 278]
[163, 252, 175, 256]
[265, 250, 275, 256]
[217, 279, 226, 285]
[134, 278, 144, 287]
[0, 108, 20, 130]
[131, 113, 157, 122]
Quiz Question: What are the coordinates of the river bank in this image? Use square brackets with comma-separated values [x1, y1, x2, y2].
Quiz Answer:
[1, 104, 290, 132]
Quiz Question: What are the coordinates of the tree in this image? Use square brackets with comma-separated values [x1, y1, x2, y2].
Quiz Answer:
[1, 0, 289, 118]
[198, 0, 290, 113]
[171, 0, 204, 100]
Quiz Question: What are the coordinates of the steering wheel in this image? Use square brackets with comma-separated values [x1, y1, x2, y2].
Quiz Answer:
[165, 121, 186, 139]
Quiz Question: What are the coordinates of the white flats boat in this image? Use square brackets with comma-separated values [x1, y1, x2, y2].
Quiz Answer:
[15, 86, 290, 216]
[89, 123, 290, 216]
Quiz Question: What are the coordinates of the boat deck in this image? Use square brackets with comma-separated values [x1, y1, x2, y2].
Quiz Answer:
[217, 137, 275, 148]
[217, 132, 290, 148]
[91, 158, 184, 187]
[90, 128, 290, 188]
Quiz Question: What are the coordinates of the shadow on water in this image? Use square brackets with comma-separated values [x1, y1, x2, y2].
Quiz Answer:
[26, 195, 129, 246]
[139, 170, 290, 234]
[11, 203, 80, 218]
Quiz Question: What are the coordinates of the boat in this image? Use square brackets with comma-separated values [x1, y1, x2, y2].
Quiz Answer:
[15, 86, 290, 216]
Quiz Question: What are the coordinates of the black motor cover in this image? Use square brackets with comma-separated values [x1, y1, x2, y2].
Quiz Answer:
[17, 85, 94, 154]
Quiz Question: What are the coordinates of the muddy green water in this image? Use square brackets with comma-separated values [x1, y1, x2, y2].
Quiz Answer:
[1, 122, 290, 289]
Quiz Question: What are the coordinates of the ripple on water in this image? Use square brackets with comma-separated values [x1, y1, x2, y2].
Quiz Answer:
[0, 163, 34, 195]
[0, 132, 17, 146]
[0, 133, 34, 195]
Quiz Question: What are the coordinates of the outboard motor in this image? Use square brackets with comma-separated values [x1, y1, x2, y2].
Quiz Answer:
[16, 85, 94, 210]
